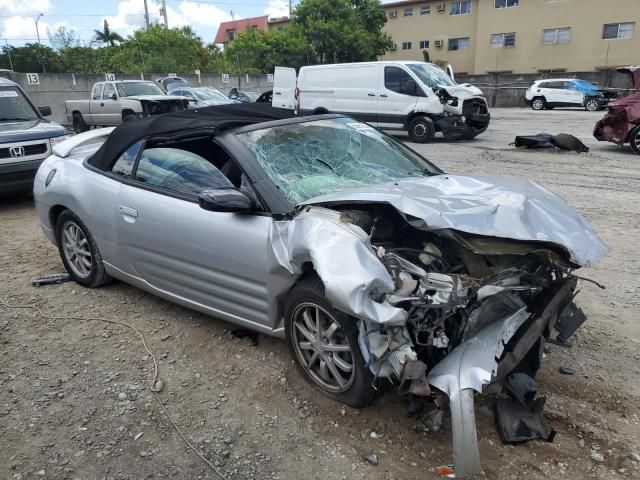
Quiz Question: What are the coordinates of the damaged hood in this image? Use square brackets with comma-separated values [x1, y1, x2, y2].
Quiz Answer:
[441, 84, 484, 98]
[302, 174, 607, 267]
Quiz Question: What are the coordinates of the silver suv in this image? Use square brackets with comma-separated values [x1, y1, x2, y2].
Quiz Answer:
[525, 78, 614, 111]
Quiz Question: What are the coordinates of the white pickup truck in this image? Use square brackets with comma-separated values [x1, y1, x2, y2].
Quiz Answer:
[65, 80, 189, 133]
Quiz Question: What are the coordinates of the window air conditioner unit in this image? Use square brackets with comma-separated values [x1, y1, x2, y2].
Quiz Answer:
[434, 39, 444, 48]
[436, 3, 445, 12]
[388, 10, 397, 18]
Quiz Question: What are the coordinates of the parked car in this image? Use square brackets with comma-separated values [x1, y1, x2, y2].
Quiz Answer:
[0, 76, 67, 195]
[33, 104, 606, 477]
[65, 80, 189, 133]
[227, 88, 260, 103]
[156, 76, 190, 92]
[272, 61, 490, 142]
[525, 78, 615, 111]
[593, 92, 640, 154]
[170, 87, 238, 108]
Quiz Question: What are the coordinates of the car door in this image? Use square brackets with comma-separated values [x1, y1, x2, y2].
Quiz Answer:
[101, 82, 122, 124]
[89, 82, 104, 124]
[272, 66, 296, 110]
[565, 81, 585, 106]
[116, 143, 275, 329]
[377, 66, 418, 128]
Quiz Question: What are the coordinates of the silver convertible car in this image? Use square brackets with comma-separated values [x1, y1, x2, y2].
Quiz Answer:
[34, 104, 606, 477]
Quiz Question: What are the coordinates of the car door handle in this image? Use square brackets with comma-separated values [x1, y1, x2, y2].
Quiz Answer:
[118, 205, 138, 218]
[275, 92, 282, 95]
[379, 94, 388, 98]
[368, 93, 376, 96]
[100, 102, 104, 106]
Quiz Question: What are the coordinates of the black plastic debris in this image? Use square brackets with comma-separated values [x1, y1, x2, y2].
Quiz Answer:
[496, 372, 556, 444]
[495, 397, 556, 444]
[512, 133, 589, 153]
[559, 366, 576, 375]
[552, 301, 587, 347]
[230, 328, 259, 346]
[31, 272, 71, 287]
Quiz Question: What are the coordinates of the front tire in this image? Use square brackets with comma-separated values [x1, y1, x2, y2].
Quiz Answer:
[284, 277, 375, 408]
[629, 125, 640, 155]
[585, 98, 600, 111]
[531, 97, 546, 111]
[56, 210, 110, 288]
[408, 116, 435, 143]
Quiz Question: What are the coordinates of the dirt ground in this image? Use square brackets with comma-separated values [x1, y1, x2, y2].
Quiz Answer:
[1, 108, 639, 480]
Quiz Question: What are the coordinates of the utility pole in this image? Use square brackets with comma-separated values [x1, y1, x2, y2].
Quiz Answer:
[160, 0, 168, 28]
[4, 39, 14, 71]
[143, 0, 150, 28]
[34, 13, 43, 44]
[289, 0, 292, 17]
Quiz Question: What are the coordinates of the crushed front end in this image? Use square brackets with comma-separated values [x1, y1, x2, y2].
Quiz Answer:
[140, 98, 189, 117]
[594, 93, 640, 145]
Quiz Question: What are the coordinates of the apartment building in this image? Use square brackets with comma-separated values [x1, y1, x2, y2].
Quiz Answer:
[380, 0, 639, 74]
[214, 16, 291, 45]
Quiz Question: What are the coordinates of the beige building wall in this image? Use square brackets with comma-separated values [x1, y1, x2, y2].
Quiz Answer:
[381, 0, 479, 74]
[381, 0, 640, 74]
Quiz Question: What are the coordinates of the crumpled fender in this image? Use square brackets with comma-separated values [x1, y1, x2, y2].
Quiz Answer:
[269, 207, 407, 325]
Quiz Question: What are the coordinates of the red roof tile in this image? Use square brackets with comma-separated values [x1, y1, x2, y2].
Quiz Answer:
[214, 15, 268, 44]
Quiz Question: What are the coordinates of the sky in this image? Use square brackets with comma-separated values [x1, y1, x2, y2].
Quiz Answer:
[0, 0, 292, 46]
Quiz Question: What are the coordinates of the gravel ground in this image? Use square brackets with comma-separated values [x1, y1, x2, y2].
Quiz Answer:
[1, 108, 639, 480]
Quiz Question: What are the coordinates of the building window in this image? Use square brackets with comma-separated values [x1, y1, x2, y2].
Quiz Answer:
[402, 41, 412, 50]
[403, 7, 413, 16]
[602, 22, 635, 39]
[420, 5, 431, 15]
[227, 30, 235, 41]
[450, 0, 472, 15]
[494, 0, 518, 8]
[419, 40, 429, 49]
[542, 27, 571, 44]
[490, 32, 516, 48]
[448, 37, 470, 51]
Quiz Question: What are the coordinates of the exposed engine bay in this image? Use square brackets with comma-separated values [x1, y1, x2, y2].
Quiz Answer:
[316, 203, 588, 477]
[140, 98, 188, 116]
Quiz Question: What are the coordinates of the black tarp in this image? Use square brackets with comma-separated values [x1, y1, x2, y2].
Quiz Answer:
[87, 103, 295, 171]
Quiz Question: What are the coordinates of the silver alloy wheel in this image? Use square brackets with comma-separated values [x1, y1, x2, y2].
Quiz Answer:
[532, 99, 544, 110]
[291, 302, 355, 393]
[61, 221, 92, 279]
[586, 99, 599, 111]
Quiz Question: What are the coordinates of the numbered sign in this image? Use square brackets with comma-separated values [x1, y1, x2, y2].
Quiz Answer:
[105, 73, 116, 81]
[267, 73, 274, 83]
[221, 73, 229, 84]
[26, 73, 40, 85]
[168, 73, 177, 77]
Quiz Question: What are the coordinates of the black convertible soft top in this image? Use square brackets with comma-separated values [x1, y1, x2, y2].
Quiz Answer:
[87, 103, 295, 171]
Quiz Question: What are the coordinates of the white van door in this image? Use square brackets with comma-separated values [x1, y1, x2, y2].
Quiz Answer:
[272, 67, 297, 110]
[377, 65, 418, 127]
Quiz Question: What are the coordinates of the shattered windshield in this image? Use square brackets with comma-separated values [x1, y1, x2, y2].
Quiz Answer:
[235, 117, 442, 205]
[408, 63, 456, 88]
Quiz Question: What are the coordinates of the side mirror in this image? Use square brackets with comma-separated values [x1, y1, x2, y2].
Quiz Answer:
[198, 188, 254, 213]
[38, 106, 52, 116]
[111, 93, 118, 100]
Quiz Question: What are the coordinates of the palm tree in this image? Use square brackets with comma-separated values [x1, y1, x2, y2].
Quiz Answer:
[94, 20, 124, 47]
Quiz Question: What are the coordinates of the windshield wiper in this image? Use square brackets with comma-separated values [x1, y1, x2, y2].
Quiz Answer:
[313, 158, 338, 175]
[407, 168, 436, 177]
[0, 117, 34, 121]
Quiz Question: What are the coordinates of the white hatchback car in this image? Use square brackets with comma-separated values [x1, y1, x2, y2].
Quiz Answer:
[525, 78, 612, 111]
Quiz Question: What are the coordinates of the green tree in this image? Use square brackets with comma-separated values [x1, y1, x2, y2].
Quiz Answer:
[47, 26, 80, 51]
[94, 20, 124, 47]
[0, 43, 58, 72]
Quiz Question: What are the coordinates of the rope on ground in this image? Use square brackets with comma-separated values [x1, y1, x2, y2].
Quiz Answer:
[0, 296, 228, 480]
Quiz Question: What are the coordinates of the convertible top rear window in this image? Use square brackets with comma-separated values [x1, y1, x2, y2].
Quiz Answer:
[235, 117, 441, 204]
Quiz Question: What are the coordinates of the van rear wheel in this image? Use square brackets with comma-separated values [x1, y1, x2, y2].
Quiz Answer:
[408, 116, 435, 143]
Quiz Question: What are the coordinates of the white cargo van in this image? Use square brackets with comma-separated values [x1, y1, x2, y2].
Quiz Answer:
[272, 61, 490, 143]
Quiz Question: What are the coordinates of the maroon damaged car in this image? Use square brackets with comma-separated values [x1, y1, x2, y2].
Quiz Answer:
[594, 66, 640, 155]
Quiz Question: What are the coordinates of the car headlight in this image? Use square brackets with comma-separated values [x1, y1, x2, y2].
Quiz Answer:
[50, 135, 71, 146]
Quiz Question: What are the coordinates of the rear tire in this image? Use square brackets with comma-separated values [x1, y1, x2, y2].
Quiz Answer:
[72, 113, 88, 134]
[629, 125, 640, 155]
[284, 277, 376, 408]
[531, 97, 546, 111]
[408, 116, 435, 143]
[56, 210, 110, 288]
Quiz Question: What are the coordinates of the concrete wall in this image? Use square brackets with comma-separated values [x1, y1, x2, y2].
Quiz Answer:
[0, 71, 273, 125]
